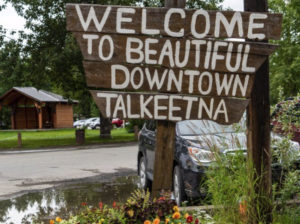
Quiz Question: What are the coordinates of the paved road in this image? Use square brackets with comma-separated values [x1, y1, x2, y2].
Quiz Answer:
[0, 142, 138, 200]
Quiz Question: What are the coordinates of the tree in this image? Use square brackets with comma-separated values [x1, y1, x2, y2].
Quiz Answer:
[0, 39, 29, 128]
[269, 0, 300, 103]
[1, 0, 138, 135]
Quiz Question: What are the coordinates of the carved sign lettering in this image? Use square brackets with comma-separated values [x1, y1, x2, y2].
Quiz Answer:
[67, 5, 282, 40]
[66, 4, 282, 124]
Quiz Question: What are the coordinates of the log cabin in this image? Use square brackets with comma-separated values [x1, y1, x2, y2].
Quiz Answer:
[0, 87, 78, 129]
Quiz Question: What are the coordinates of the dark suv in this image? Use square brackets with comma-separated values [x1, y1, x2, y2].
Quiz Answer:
[137, 119, 300, 205]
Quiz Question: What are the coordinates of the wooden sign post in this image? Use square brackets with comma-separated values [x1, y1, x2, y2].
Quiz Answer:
[245, 0, 272, 223]
[151, 0, 185, 199]
[66, 0, 282, 208]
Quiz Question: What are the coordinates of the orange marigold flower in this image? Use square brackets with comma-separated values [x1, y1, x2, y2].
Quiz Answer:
[49, 220, 55, 224]
[112, 201, 117, 208]
[55, 217, 62, 222]
[184, 213, 189, 218]
[172, 212, 181, 219]
[153, 218, 160, 224]
[165, 218, 170, 224]
[173, 206, 179, 212]
[144, 220, 151, 224]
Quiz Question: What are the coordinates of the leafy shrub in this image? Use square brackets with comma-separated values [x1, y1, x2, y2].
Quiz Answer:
[123, 190, 176, 223]
[203, 93, 300, 223]
[205, 151, 253, 223]
[60, 203, 126, 224]
[47, 190, 214, 224]
[123, 189, 153, 223]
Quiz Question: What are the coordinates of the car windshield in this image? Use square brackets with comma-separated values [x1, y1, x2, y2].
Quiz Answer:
[177, 119, 246, 136]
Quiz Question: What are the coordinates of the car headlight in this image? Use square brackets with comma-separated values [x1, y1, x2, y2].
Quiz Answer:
[188, 147, 215, 163]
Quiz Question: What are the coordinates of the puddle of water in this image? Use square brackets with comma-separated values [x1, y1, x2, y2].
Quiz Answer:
[0, 175, 138, 224]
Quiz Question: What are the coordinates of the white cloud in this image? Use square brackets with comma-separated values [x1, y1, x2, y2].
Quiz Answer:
[0, 1, 26, 32]
[222, 0, 244, 11]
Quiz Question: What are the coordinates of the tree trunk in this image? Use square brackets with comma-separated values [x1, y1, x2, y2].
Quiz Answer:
[100, 113, 112, 139]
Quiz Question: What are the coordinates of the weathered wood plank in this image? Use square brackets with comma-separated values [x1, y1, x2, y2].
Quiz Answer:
[74, 33, 275, 73]
[152, 120, 176, 198]
[73, 32, 278, 56]
[152, 0, 183, 199]
[245, 0, 273, 223]
[66, 4, 282, 40]
[90, 90, 249, 125]
[84, 61, 254, 98]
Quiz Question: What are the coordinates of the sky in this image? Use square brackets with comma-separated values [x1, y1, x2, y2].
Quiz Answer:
[0, 0, 244, 39]
[0, 0, 26, 35]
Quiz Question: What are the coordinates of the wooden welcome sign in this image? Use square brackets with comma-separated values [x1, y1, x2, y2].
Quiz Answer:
[66, 4, 281, 125]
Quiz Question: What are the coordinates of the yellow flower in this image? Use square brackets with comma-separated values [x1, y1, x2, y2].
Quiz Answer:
[55, 217, 62, 222]
[173, 206, 179, 212]
[144, 220, 151, 224]
[153, 218, 160, 224]
[101, 219, 105, 222]
[49, 220, 55, 224]
[165, 218, 170, 224]
[184, 213, 189, 218]
[127, 209, 134, 217]
[172, 212, 181, 219]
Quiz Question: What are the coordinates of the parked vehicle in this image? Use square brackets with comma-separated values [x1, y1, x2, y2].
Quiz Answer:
[112, 118, 123, 127]
[138, 119, 300, 205]
[89, 117, 100, 129]
[80, 117, 99, 129]
[73, 119, 86, 128]
[271, 97, 300, 144]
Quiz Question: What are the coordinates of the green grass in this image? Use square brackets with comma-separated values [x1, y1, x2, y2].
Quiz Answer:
[0, 128, 135, 149]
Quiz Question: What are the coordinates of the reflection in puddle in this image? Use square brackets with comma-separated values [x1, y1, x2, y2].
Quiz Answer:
[0, 175, 138, 224]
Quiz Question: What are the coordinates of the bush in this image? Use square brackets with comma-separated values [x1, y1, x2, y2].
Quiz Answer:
[123, 190, 176, 223]
[46, 190, 213, 224]
[203, 98, 300, 223]
[205, 151, 253, 223]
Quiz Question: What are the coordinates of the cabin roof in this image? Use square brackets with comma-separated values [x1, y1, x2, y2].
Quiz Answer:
[0, 87, 79, 105]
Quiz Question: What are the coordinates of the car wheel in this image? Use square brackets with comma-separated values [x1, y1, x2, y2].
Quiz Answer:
[173, 166, 186, 205]
[139, 157, 151, 190]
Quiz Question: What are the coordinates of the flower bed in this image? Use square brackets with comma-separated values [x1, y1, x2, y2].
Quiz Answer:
[48, 190, 213, 224]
